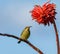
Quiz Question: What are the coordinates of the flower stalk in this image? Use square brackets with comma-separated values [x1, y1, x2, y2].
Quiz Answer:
[53, 21, 59, 54]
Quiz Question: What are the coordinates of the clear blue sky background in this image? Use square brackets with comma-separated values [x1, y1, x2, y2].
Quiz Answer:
[0, 0, 60, 54]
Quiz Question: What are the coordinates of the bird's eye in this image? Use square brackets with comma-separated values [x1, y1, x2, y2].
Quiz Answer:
[28, 29, 29, 31]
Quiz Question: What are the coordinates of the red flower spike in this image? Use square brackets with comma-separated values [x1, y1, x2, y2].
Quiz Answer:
[30, 0, 57, 26]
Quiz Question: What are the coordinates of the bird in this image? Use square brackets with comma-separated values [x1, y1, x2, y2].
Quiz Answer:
[18, 26, 31, 44]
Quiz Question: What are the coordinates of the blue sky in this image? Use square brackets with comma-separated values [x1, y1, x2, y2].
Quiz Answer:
[0, 0, 60, 54]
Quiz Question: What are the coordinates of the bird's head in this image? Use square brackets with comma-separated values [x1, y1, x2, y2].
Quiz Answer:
[25, 26, 32, 31]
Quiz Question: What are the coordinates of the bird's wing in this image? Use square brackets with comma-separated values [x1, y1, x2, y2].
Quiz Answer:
[20, 30, 24, 36]
[20, 28, 26, 36]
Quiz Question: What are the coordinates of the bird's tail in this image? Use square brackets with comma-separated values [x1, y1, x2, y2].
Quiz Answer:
[18, 40, 21, 44]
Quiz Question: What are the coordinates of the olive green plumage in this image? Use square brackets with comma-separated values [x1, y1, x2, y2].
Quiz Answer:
[18, 26, 31, 43]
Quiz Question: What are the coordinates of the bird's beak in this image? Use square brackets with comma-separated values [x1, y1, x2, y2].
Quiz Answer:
[29, 26, 32, 28]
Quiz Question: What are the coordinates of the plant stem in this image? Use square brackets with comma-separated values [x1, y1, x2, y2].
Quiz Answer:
[53, 21, 59, 54]
[0, 33, 43, 54]
[59, 45, 60, 54]
[25, 40, 43, 54]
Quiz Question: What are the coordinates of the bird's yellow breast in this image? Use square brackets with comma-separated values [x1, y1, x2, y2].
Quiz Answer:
[20, 29, 30, 40]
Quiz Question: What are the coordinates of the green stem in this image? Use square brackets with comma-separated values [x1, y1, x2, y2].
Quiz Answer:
[53, 21, 59, 54]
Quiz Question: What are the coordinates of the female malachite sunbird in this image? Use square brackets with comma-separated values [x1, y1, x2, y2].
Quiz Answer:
[18, 26, 31, 43]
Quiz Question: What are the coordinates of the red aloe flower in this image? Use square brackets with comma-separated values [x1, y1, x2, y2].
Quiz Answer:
[30, 0, 56, 26]
[30, 0, 59, 54]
